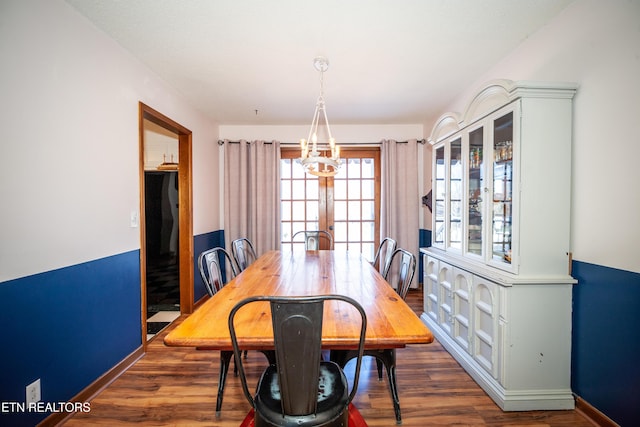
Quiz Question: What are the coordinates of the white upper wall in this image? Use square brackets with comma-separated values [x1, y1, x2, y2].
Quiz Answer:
[427, 0, 640, 273]
[0, 0, 220, 282]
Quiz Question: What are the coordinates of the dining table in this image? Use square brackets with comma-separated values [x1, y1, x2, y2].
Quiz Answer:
[164, 249, 434, 416]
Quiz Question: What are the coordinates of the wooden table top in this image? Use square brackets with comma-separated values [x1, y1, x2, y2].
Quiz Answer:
[164, 250, 434, 351]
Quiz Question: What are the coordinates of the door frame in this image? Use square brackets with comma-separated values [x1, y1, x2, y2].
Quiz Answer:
[138, 102, 194, 348]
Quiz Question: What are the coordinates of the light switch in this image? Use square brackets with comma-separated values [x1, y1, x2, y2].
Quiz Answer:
[130, 210, 139, 228]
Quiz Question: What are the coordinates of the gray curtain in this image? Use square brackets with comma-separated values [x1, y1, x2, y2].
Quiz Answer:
[380, 139, 420, 288]
[223, 140, 281, 256]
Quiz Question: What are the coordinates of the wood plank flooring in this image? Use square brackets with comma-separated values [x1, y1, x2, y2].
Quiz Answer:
[63, 289, 592, 426]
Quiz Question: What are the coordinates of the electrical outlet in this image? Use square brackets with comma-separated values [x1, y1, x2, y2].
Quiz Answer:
[26, 379, 41, 404]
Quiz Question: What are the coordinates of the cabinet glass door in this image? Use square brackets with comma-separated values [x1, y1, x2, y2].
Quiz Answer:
[491, 112, 513, 264]
[433, 146, 446, 247]
[449, 138, 462, 250]
[467, 127, 484, 256]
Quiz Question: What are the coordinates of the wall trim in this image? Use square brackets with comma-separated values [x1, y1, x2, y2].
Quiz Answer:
[38, 346, 145, 427]
[575, 395, 620, 427]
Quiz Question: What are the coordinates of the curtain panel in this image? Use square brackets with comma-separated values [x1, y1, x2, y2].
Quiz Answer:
[223, 140, 281, 256]
[380, 139, 420, 287]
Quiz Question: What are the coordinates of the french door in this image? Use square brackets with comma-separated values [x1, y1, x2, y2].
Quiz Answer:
[280, 148, 381, 261]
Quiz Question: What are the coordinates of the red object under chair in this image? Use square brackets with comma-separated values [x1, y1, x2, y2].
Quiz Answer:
[239, 404, 368, 426]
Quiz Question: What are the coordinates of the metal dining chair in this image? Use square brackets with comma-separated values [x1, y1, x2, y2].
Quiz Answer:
[292, 230, 334, 250]
[231, 237, 257, 272]
[330, 248, 416, 424]
[198, 247, 262, 417]
[372, 237, 397, 278]
[231, 295, 368, 427]
[198, 247, 238, 297]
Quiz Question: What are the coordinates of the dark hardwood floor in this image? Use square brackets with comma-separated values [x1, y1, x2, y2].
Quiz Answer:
[63, 289, 592, 426]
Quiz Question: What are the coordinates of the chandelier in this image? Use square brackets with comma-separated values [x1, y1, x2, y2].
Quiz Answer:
[299, 57, 341, 177]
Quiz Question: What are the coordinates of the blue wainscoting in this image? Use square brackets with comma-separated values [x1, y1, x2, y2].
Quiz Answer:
[418, 229, 432, 284]
[0, 251, 141, 426]
[571, 260, 640, 426]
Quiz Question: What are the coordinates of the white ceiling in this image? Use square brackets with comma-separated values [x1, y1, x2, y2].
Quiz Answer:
[65, 0, 574, 126]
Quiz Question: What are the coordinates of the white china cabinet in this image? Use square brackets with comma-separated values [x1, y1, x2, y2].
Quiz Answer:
[422, 80, 577, 411]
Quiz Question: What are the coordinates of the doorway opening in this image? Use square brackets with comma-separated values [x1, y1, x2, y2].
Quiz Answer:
[139, 103, 194, 345]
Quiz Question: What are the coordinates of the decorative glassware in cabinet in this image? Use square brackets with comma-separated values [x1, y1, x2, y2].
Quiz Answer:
[467, 127, 484, 256]
[449, 139, 463, 250]
[491, 112, 513, 264]
[434, 146, 446, 247]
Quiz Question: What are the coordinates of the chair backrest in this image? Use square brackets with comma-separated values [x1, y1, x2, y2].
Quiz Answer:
[229, 295, 367, 416]
[198, 247, 238, 296]
[384, 248, 416, 300]
[231, 237, 257, 272]
[372, 237, 397, 277]
[292, 230, 334, 250]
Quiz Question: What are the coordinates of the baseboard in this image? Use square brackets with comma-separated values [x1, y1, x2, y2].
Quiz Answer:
[575, 395, 620, 427]
[38, 346, 145, 427]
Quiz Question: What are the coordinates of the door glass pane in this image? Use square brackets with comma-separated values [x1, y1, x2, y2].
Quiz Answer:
[362, 179, 374, 199]
[362, 221, 374, 241]
[306, 201, 319, 221]
[449, 139, 462, 250]
[468, 127, 484, 256]
[348, 201, 360, 220]
[307, 180, 319, 200]
[292, 201, 305, 220]
[362, 201, 374, 220]
[348, 221, 361, 241]
[362, 158, 374, 178]
[347, 158, 361, 178]
[281, 201, 291, 221]
[334, 179, 346, 199]
[281, 159, 292, 179]
[492, 112, 513, 264]
[292, 180, 305, 199]
[334, 200, 347, 221]
[347, 180, 361, 199]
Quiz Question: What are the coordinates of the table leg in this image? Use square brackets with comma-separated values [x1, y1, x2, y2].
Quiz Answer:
[216, 350, 233, 417]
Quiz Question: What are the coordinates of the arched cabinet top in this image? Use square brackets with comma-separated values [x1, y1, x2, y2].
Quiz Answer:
[428, 79, 578, 145]
[428, 112, 461, 145]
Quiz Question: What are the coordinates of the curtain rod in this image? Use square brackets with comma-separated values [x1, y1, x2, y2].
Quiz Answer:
[217, 140, 273, 145]
[218, 139, 425, 145]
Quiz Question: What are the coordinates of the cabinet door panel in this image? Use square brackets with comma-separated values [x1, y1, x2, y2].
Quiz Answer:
[490, 111, 514, 267]
[433, 146, 446, 248]
[438, 261, 453, 335]
[448, 138, 463, 251]
[424, 255, 439, 322]
[466, 126, 485, 258]
[473, 277, 499, 379]
[453, 268, 472, 352]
